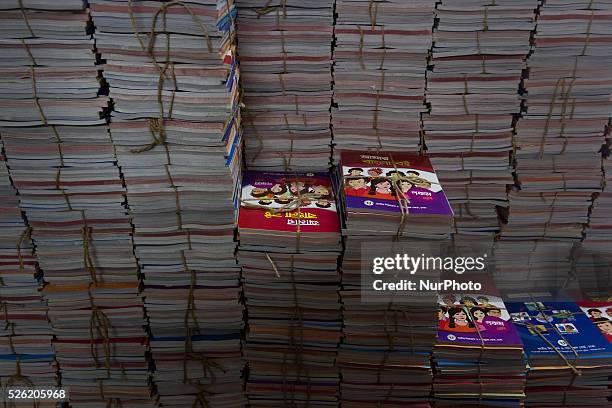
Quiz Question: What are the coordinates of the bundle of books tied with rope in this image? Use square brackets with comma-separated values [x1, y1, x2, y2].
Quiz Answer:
[90, 0, 245, 407]
[238, 170, 342, 407]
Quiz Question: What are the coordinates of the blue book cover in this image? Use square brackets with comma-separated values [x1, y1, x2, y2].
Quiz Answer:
[506, 300, 612, 359]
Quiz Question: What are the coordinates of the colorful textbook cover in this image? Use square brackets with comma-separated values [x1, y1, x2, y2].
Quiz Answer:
[506, 300, 612, 357]
[340, 150, 453, 216]
[437, 291, 522, 346]
[577, 301, 612, 343]
[238, 170, 340, 233]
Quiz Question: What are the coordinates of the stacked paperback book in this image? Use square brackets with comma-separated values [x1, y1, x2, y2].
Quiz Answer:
[507, 297, 612, 407]
[90, 0, 245, 406]
[237, 0, 333, 170]
[238, 170, 342, 407]
[0, 156, 56, 401]
[425, 0, 538, 239]
[434, 277, 526, 407]
[332, 0, 434, 155]
[0, 1, 155, 406]
[508, 0, 612, 240]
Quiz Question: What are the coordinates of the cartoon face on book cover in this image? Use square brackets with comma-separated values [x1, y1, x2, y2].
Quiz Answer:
[437, 293, 522, 345]
[577, 301, 612, 343]
[506, 301, 612, 356]
[340, 150, 453, 216]
[238, 170, 340, 233]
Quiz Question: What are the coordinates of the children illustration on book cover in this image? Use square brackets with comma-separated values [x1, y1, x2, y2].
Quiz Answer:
[437, 292, 521, 345]
[239, 171, 340, 233]
[340, 150, 453, 216]
[578, 302, 612, 343]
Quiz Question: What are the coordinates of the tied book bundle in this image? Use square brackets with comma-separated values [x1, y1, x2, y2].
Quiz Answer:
[507, 298, 612, 407]
[0, 1, 155, 406]
[238, 170, 341, 252]
[33, 213, 154, 407]
[506, 0, 612, 241]
[237, 0, 334, 171]
[332, 0, 434, 155]
[0, 0, 120, 225]
[433, 276, 526, 407]
[0, 157, 56, 397]
[0, 1, 108, 127]
[90, 0, 246, 406]
[337, 149, 453, 240]
[238, 170, 342, 407]
[424, 0, 537, 240]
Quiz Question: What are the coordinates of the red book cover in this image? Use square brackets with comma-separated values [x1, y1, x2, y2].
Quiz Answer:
[238, 170, 340, 234]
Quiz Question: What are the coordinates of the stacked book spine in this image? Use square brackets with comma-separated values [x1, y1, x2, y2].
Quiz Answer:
[507, 0, 612, 241]
[425, 0, 538, 239]
[583, 137, 611, 251]
[0, 155, 56, 403]
[90, 1, 245, 406]
[238, 170, 342, 407]
[0, 1, 155, 406]
[236, 0, 334, 171]
[491, 239, 576, 293]
[332, 0, 434, 156]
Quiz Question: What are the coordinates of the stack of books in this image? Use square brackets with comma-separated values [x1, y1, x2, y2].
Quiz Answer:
[434, 278, 526, 407]
[572, 247, 612, 299]
[337, 150, 453, 239]
[425, 0, 538, 239]
[492, 239, 576, 293]
[332, 0, 434, 155]
[145, 247, 244, 407]
[238, 170, 342, 407]
[0, 156, 56, 393]
[237, 0, 333, 171]
[584, 155, 611, 251]
[91, 0, 245, 406]
[336, 149, 452, 407]
[509, 0, 612, 240]
[17, 174, 152, 405]
[507, 298, 612, 407]
[0, 1, 156, 406]
[338, 283, 437, 408]
[0, 3, 106, 126]
[503, 190, 593, 240]
[41, 280, 152, 405]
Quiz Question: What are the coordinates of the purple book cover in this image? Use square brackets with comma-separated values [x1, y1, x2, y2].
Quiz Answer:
[340, 150, 453, 216]
[437, 292, 523, 347]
